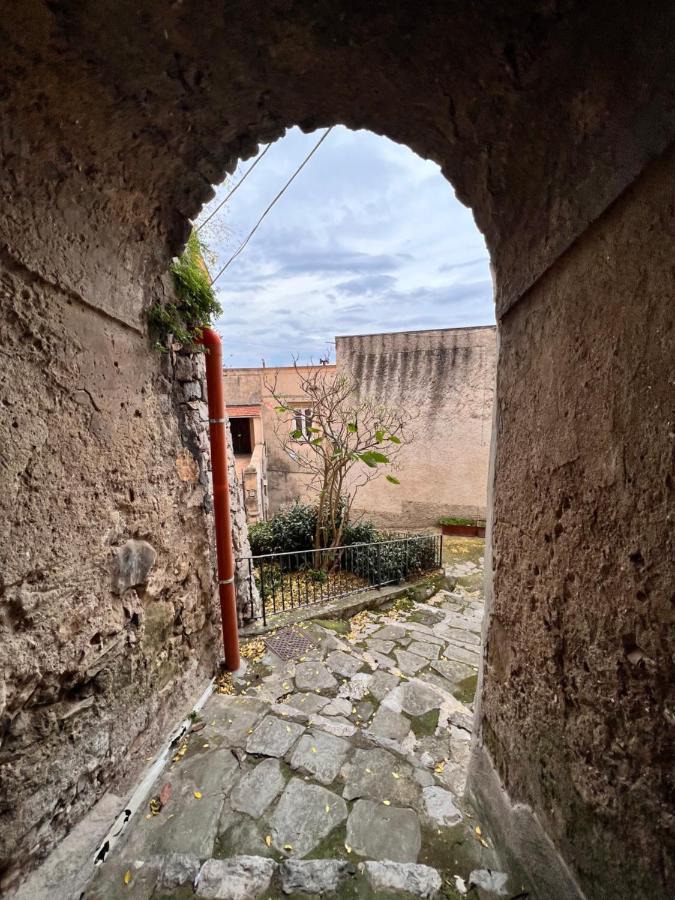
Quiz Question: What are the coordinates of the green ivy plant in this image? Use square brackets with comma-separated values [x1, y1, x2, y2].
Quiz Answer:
[148, 231, 222, 351]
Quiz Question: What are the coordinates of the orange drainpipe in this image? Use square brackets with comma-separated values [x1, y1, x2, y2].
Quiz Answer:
[198, 326, 241, 672]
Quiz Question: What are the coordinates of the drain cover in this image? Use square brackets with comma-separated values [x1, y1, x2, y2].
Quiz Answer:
[265, 626, 317, 661]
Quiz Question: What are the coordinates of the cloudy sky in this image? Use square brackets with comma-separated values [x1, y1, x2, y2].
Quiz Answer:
[197, 126, 494, 368]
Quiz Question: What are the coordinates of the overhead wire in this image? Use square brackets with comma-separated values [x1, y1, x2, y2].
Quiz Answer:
[196, 142, 272, 233]
[210, 127, 334, 286]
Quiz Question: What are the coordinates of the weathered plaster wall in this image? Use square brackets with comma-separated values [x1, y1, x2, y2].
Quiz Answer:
[472, 149, 675, 899]
[337, 327, 496, 528]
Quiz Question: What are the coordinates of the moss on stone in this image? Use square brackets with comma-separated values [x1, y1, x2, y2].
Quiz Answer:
[314, 618, 351, 634]
[410, 708, 440, 737]
[452, 673, 478, 705]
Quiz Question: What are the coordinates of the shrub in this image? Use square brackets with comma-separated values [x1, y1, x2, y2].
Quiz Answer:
[249, 502, 378, 556]
[341, 519, 377, 545]
[438, 515, 484, 527]
[343, 532, 437, 584]
[248, 502, 316, 555]
[148, 231, 222, 350]
[248, 504, 438, 585]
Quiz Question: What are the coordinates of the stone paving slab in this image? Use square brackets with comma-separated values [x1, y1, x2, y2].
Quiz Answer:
[195, 856, 276, 899]
[394, 649, 428, 676]
[346, 799, 421, 862]
[207, 695, 270, 746]
[442, 642, 481, 666]
[309, 713, 357, 737]
[245, 715, 305, 757]
[230, 758, 285, 818]
[269, 778, 348, 857]
[362, 861, 442, 898]
[326, 649, 366, 677]
[278, 859, 357, 895]
[368, 669, 400, 700]
[401, 625, 447, 646]
[285, 691, 331, 714]
[430, 658, 477, 684]
[287, 729, 352, 785]
[366, 638, 395, 655]
[124, 747, 240, 860]
[369, 705, 411, 742]
[294, 660, 339, 694]
[383, 681, 444, 718]
[438, 626, 482, 646]
[422, 785, 462, 827]
[322, 696, 353, 717]
[371, 624, 407, 641]
[218, 800, 277, 859]
[407, 640, 441, 660]
[341, 747, 420, 806]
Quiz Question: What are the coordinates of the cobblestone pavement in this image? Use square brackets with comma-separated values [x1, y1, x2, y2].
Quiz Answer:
[87, 550, 531, 899]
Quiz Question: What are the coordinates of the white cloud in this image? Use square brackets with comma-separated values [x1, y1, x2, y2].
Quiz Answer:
[197, 126, 493, 366]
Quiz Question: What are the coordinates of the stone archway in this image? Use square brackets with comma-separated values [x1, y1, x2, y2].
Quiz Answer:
[1, 2, 673, 896]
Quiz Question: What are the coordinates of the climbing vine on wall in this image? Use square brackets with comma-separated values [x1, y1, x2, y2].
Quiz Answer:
[148, 231, 222, 350]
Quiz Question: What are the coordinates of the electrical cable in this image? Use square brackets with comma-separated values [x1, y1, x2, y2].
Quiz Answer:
[210, 127, 334, 286]
[196, 143, 272, 233]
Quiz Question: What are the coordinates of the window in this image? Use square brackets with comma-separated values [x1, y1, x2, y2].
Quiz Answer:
[293, 407, 313, 441]
[230, 417, 253, 454]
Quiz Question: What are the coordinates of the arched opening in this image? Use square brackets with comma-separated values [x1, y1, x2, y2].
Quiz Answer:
[1, 4, 672, 897]
[204, 125, 495, 534]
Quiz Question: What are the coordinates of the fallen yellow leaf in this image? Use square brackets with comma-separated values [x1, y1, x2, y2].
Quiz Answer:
[345, 843, 352, 853]
[265, 835, 272, 847]
[311, 746, 317, 753]
[325, 804, 331, 812]
[123, 870, 132, 885]
[194, 791, 202, 799]
[392, 772, 401, 779]
[283, 844, 293, 851]
[475, 825, 482, 836]
[383, 800, 391, 806]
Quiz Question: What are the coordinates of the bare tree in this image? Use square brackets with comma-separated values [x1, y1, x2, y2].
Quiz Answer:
[265, 363, 411, 552]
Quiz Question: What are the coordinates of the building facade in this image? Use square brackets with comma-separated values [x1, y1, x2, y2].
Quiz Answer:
[223, 364, 337, 521]
[222, 325, 496, 529]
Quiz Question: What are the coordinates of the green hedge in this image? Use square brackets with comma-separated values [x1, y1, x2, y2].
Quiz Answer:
[248, 502, 437, 586]
[248, 502, 377, 556]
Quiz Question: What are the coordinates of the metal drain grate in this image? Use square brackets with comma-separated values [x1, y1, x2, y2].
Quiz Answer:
[265, 626, 317, 661]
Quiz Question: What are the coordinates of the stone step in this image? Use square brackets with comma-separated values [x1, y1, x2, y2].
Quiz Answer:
[195, 855, 444, 899]
[85, 853, 445, 899]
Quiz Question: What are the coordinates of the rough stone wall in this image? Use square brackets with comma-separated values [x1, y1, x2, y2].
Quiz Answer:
[336, 327, 496, 528]
[0, 275, 252, 890]
[473, 149, 674, 899]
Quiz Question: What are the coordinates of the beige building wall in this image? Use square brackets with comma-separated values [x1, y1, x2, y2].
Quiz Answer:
[336, 326, 496, 529]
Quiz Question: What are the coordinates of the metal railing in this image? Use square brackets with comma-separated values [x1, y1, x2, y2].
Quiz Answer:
[240, 533, 442, 624]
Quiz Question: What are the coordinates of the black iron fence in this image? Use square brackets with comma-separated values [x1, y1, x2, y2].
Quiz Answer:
[240, 533, 442, 624]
